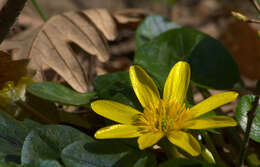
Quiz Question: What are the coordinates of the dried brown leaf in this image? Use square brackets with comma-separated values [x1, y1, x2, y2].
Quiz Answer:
[0, 51, 29, 88]
[221, 21, 260, 80]
[113, 8, 150, 29]
[0, 8, 147, 93]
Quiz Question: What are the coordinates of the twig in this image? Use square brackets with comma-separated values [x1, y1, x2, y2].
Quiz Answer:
[197, 87, 242, 149]
[16, 100, 53, 124]
[195, 87, 227, 165]
[31, 0, 47, 22]
[0, 0, 28, 44]
[251, 0, 260, 15]
[237, 80, 260, 167]
[231, 11, 260, 24]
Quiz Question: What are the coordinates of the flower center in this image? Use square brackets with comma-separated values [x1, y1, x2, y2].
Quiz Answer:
[136, 99, 190, 134]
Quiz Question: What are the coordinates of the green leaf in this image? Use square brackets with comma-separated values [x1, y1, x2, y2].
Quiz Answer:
[21, 125, 93, 164]
[136, 15, 180, 48]
[0, 160, 63, 167]
[235, 94, 260, 142]
[93, 72, 142, 110]
[256, 1, 260, 15]
[61, 140, 156, 167]
[158, 159, 224, 167]
[0, 161, 20, 167]
[24, 160, 62, 167]
[0, 110, 41, 164]
[134, 28, 241, 90]
[27, 82, 96, 106]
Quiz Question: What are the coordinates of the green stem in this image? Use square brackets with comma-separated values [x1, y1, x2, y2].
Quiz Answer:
[237, 95, 259, 167]
[251, 0, 260, 15]
[17, 100, 53, 124]
[31, 0, 47, 22]
[237, 80, 260, 167]
[188, 86, 222, 164]
[197, 87, 242, 148]
[159, 138, 187, 159]
[196, 87, 230, 165]
[201, 132, 226, 165]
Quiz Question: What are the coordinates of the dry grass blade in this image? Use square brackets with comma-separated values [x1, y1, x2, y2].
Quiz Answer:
[0, 8, 148, 93]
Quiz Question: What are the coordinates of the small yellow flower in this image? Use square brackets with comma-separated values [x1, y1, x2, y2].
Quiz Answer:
[91, 61, 238, 156]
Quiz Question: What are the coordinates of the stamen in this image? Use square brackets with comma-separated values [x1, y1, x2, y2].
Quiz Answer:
[135, 99, 189, 134]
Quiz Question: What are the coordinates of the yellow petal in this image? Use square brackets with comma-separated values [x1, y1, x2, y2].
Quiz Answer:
[95, 124, 141, 139]
[129, 65, 160, 109]
[163, 61, 190, 105]
[138, 132, 164, 150]
[183, 116, 237, 129]
[189, 91, 238, 119]
[91, 100, 141, 124]
[167, 131, 201, 156]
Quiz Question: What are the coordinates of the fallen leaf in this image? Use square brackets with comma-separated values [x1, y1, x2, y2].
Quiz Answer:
[0, 51, 29, 88]
[0, 8, 147, 93]
[221, 21, 260, 80]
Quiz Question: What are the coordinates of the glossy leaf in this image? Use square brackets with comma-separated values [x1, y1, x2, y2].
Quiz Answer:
[158, 159, 224, 167]
[25, 160, 62, 167]
[0, 111, 41, 164]
[61, 140, 156, 167]
[235, 94, 260, 142]
[135, 15, 180, 48]
[21, 125, 93, 164]
[134, 28, 241, 90]
[257, 1, 260, 15]
[93, 72, 141, 109]
[0, 160, 62, 167]
[27, 82, 96, 106]
[0, 161, 20, 167]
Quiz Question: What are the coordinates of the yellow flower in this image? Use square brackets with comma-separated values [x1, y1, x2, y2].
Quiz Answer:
[91, 61, 238, 156]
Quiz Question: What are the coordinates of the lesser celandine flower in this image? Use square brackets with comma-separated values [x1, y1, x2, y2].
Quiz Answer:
[91, 61, 238, 156]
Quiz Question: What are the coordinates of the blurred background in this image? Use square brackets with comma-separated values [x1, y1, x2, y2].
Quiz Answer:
[9, 0, 260, 89]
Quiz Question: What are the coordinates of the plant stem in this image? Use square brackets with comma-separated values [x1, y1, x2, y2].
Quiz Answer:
[188, 86, 223, 164]
[237, 95, 259, 167]
[198, 87, 242, 143]
[31, 0, 47, 22]
[197, 87, 241, 166]
[251, 0, 260, 15]
[159, 138, 188, 159]
[237, 80, 260, 167]
[0, 0, 28, 44]
[201, 132, 226, 165]
[17, 100, 53, 124]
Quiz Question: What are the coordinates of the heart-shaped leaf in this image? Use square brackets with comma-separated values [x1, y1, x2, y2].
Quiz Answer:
[158, 159, 224, 167]
[0, 111, 41, 164]
[235, 94, 260, 142]
[0, 160, 62, 167]
[135, 15, 180, 48]
[61, 140, 156, 167]
[134, 28, 241, 90]
[21, 125, 93, 164]
[93, 72, 141, 109]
